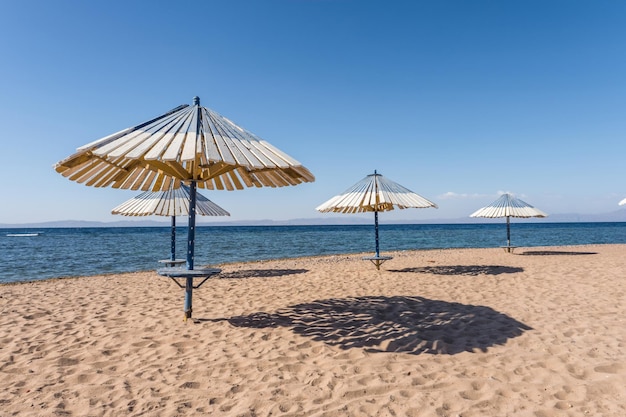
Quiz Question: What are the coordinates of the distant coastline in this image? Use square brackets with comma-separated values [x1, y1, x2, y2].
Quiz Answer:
[2, 209, 626, 228]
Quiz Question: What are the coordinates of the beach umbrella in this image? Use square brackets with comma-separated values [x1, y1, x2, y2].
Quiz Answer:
[619, 198, 626, 206]
[55, 96, 314, 320]
[111, 184, 230, 263]
[470, 193, 547, 252]
[316, 171, 437, 268]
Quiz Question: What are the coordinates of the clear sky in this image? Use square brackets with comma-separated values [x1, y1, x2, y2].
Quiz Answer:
[1, 0, 625, 224]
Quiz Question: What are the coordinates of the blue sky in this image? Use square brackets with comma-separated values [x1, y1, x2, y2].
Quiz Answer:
[1, 0, 625, 224]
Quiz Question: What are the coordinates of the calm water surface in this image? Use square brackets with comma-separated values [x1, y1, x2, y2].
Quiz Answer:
[1, 222, 625, 283]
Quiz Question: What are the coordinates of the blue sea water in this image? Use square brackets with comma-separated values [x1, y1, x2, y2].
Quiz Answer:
[1, 222, 625, 284]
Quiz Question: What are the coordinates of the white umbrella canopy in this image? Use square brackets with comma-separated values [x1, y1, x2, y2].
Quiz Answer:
[55, 96, 314, 320]
[470, 193, 548, 219]
[55, 97, 314, 192]
[470, 193, 547, 251]
[316, 171, 438, 214]
[316, 171, 437, 265]
[111, 184, 230, 217]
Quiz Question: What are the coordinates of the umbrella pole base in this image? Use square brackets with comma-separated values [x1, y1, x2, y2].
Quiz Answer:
[362, 255, 393, 270]
[184, 309, 192, 321]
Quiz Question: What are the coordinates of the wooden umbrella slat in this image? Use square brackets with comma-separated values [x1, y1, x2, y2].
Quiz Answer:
[140, 110, 195, 160]
[203, 110, 237, 165]
[162, 111, 194, 161]
[201, 113, 228, 163]
[180, 107, 199, 162]
[214, 128, 259, 168]
[77, 104, 189, 152]
[124, 113, 193, 159]
[233, 167, 254, 188]
[212, 114, 272, 167]
[98, 110, 187, 158]
[246, 140, 290, 168]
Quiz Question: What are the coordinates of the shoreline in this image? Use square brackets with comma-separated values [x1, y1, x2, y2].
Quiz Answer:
[1, 244, 625, 416]
[3, 222, 626, 284]
[1, 242, 623, 286]
[3, 219, 626, 228]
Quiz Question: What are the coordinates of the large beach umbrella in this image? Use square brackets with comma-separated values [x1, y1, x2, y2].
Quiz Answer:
[111, 184, 230, 263]
[470, 193, 547, 252]
[55, 96, 314, 319]
[316, 171, 437, 268]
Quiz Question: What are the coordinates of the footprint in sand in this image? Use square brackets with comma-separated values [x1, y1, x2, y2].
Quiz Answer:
[594, 363, 624, 374]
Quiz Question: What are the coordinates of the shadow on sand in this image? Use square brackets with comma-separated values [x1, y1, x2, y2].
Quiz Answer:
[217, 269, 308, 279]
[520, 250, 597, 256]
[389, 265, 523, 276]
[224, 296, 532, 355]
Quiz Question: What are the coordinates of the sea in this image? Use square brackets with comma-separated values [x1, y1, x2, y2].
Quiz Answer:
[1, 222, 625, 284]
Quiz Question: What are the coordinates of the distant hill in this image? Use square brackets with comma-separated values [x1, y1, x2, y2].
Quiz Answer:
[2, 209, 626, 228]
[0, 219, 172, 228]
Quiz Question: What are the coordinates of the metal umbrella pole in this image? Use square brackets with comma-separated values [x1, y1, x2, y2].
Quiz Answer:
[183, 180, 197, 319]
[181, 98, 202, 320]
[170, 216, 176, 261]
[506, 216, 511, 252]
[374, 210, 380, 257]
[374, 170, 380, 257]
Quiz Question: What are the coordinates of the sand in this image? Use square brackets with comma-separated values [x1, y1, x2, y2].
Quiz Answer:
[0, 244, 625, 417]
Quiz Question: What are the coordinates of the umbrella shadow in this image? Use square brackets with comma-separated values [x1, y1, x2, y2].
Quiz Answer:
[225, 296, 532, 355]
[217, 268, 308, 279]
[520, 250, 597, 256]
[389, 265, 523, 276]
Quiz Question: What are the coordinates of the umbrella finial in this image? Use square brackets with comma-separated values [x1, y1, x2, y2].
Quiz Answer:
[193, 96, 200, 106]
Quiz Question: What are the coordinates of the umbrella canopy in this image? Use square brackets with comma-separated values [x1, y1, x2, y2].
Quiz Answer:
[619, 198, 626, 206]
[316, 171, 437, 267]
[55, 96, 314, 320]
[55, 97, 314, 192]
[316, 171, 438, 213]
[470, 193, 548, 219]
[111, 184, 229, 217]
[470, 193, 547, 251]
[112, 184, 229, 262]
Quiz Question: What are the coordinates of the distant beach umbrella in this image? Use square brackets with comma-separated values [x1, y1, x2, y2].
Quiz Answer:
[55, 96, 314, 320]
[112, 184, 229, 262]
[619, 198, 626, 206]
[470, 193, 547, 252]
[316, 171, 437, 269]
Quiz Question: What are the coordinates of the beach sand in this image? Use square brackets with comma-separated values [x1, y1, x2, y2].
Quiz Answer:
[1, 244, 625, 416]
